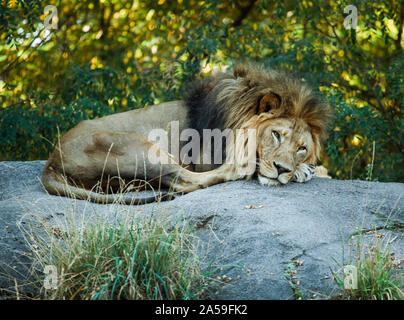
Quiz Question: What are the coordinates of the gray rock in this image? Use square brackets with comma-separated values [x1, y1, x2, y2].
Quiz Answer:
[0, 161, 403, 299]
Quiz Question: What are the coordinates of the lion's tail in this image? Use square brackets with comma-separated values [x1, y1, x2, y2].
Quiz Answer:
[41, 166, 173, 205]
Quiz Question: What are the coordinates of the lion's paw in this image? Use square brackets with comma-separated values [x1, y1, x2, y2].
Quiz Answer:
[258, 175, 281, 186]
[293, 163, 315, 183]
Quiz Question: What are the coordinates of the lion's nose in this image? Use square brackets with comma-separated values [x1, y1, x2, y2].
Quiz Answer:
[274, 162, 291, 175]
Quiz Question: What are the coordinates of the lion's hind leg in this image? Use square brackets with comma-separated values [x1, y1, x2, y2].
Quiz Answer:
[83, 131, 227, 195]
[43, 131, 179, 204]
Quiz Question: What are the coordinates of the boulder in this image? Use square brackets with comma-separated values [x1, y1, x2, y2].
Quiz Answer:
[0, 161, 403, 299]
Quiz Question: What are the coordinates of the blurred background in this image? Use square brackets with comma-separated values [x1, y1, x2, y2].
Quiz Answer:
[0, 0, 403, 182]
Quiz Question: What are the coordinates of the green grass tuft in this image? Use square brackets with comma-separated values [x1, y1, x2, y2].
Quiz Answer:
[25, 212, 211, 300]
[334, 232, 403, 300]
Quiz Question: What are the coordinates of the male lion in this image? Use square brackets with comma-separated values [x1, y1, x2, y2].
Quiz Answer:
[41, 64, 331, 204]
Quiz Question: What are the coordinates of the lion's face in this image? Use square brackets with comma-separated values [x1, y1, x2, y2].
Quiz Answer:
[256, 117, 316, 186]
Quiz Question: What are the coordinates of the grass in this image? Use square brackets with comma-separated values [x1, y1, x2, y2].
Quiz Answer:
[333, 142, 404, 300]
[333, 231, 403, 300]
[10, 148, 217, 300]
[284, 260, 305, 300]
[20, 205, 213, 300]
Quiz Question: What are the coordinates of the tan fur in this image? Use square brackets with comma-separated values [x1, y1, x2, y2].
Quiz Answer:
[314, 165, 331, 178]
[41, 64, 331, 204]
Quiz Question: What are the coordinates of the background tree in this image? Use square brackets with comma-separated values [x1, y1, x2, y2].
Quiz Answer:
[1, 0, 403, 181]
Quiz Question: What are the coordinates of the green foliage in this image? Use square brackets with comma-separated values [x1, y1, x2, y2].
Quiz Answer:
[1, 0, 403, 181]
[0, 0, 43, 44]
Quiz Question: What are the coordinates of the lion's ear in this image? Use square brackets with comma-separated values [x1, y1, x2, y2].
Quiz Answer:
[257, 92, 281, 114]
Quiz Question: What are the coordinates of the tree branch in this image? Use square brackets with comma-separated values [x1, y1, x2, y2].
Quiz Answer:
[395, 2, 403, 51]
[232, 0, 258, 27]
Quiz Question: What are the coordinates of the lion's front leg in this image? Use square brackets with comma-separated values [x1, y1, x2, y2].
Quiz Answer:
[292, 163, 315, 183]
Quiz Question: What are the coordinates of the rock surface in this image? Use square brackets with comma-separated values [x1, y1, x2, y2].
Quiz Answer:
[0, 161, 403, 299]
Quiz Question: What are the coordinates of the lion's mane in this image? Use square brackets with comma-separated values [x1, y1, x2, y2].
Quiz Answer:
[184, 63, 331, 163]
[184, 63, 331, 136]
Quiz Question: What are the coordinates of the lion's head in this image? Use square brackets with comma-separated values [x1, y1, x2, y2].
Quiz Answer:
[185, 63, 331, 185]
[254, 116, 318, 185]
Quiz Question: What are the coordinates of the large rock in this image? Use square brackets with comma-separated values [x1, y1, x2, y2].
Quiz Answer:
[0, 161, 403, 299]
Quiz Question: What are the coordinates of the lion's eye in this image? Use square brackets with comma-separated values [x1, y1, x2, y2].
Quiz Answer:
[297, 146, 307, 152]
[272, 130, 281, 142]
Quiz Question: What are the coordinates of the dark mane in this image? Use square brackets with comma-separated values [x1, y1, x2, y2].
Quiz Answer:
[183, 73, 230, 135]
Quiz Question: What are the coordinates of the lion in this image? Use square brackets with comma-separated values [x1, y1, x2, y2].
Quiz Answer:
[41, 63, 331, 204]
